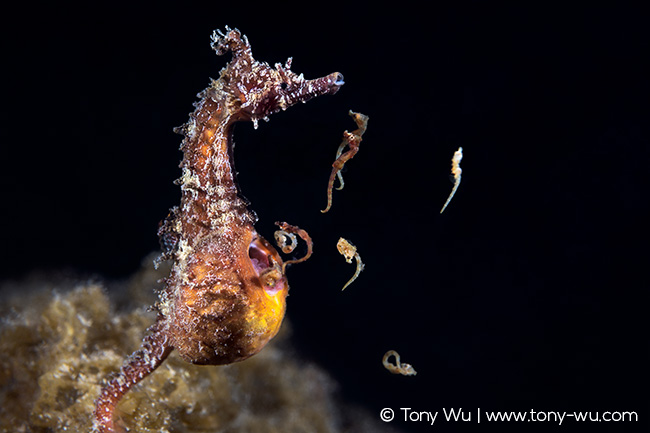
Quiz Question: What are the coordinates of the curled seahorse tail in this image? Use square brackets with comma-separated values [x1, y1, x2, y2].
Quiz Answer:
[92, 319, 173, 433]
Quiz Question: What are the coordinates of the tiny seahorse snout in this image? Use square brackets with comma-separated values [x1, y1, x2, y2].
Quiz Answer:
[332, 72, 345, 86]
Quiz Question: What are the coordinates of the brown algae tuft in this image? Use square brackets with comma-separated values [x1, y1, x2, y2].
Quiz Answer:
[0, 263, 400, 433]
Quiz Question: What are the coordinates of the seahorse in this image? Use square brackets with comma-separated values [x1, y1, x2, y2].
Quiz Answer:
[92, 27, 343, 432]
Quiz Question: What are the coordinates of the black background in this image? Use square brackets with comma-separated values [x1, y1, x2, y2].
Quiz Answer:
[2, 3, 647, 432]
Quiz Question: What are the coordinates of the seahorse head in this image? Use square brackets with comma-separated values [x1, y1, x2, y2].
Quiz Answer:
[210, 27, 344, 125]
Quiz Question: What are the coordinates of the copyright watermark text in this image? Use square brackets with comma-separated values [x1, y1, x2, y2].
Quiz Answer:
[379, 407, 639, 426]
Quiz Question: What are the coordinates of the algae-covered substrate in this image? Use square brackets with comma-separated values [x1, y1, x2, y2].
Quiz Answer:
[0, 256, 399, 433]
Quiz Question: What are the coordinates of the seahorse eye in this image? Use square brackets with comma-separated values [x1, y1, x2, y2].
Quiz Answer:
[280, 82, 288, 90]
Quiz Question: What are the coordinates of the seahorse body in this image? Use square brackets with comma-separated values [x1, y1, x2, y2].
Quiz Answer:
[93, 27, 343, 432]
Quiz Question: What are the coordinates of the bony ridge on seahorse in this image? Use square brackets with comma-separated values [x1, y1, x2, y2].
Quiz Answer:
[92, 27, 343, 432]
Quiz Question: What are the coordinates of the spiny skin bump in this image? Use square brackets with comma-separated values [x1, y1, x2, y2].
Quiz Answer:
[92, 27, 343, 433]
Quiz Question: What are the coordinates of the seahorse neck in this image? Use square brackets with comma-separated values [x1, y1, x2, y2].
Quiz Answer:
[177, 96, 254, 239]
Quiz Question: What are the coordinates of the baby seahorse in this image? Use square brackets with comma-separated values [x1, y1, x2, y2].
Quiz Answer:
[321, 110, 368, 213]
[92, 27, 343, 433]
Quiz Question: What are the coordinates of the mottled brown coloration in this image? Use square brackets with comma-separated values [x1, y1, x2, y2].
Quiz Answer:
[93, 27, 343, 432]
[274, 221, 314, 271]
[321, 110, 369, 213]
[336, 237, 364, 291]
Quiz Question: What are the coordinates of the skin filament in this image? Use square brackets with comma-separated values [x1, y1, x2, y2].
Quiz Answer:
[321, 111, 369, 213]
[382, 350, 417, 376]
[336, 237, 364, 291]
[440, 147, 463, 214]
